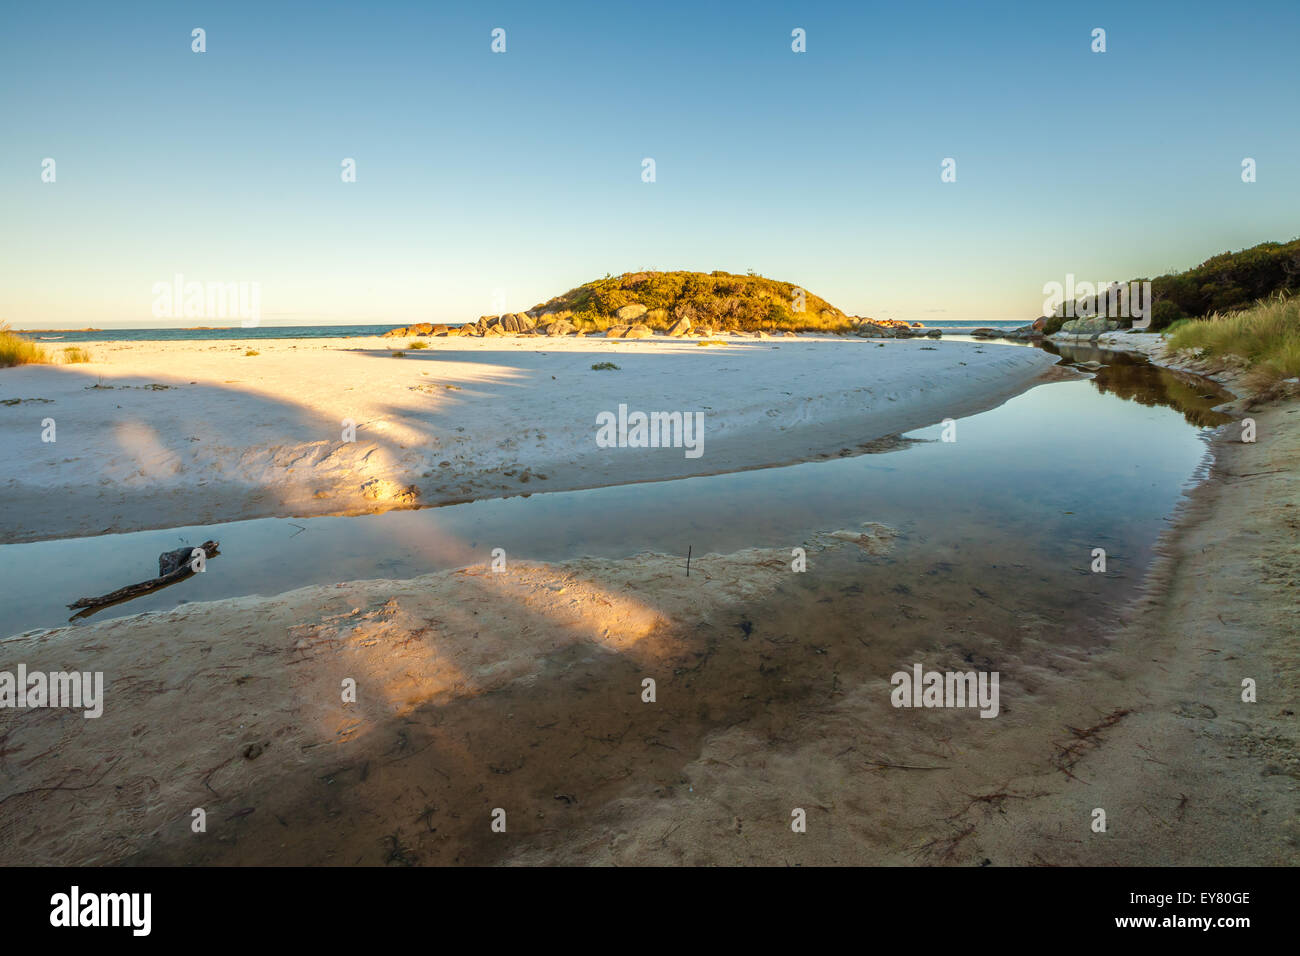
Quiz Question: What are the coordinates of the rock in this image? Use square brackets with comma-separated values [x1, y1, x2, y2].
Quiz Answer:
[383, 327, 409, 338]
[502, 314, 521, 333]
[615, 304, 648, 322]
[925, 328, 942, 338]
[604, 325, 630, 338]
[968, 327, 1001, 338]
[485, 323, 506, 335]
[667, 317, 692, 337]
[431, 324, 449, 336]
[623, 324, 653, 339]
[409, 323, 435, 336]
[545, 320, 575, 336]
[1058, 316, 1122, 338]
[1032, 316, 1048, 331]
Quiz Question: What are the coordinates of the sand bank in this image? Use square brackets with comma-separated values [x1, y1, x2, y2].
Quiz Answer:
[0, 335, 1056, 543]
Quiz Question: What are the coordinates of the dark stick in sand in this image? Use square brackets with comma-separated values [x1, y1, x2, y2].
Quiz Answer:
[67, 541, 221, 616]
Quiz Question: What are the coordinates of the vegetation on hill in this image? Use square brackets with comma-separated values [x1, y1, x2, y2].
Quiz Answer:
[1045, 239, 1300, 334]
[1167, 294, 1300, 388]
[531, 271, 855, 333]
[1145, 239, 1300, 330]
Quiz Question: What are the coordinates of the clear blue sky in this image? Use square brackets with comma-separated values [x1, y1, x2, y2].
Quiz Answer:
[2, 0, 1298, 327]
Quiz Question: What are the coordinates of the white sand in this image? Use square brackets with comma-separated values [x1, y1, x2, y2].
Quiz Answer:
[0, 334, 1056, 542]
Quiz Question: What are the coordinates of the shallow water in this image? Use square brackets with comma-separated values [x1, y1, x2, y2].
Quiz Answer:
[0, 345, 1232, 638]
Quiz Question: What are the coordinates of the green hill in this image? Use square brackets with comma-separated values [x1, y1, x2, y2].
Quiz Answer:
[531, 271, 857, 333]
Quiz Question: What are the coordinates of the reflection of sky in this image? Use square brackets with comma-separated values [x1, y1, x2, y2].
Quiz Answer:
[0, 372, 1218, 635]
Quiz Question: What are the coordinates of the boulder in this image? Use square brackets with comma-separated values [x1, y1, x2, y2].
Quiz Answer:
[410, 323, 435, 336]
[667, 317, 692, 337]
[604, 325, 630, 338]
[968, 327, 1001, 338]
[1032, 316, 1048, 332]
[383, 327, 409, 338]
[431, 324, 449, 336]
[616, 304, 648, 322]
[925, 328, 942, 338]
[623, 324, 653, 339]
[1058, 316, 1122, 337]
[544, 320, 575, 336]
[502, 314, 521, 333]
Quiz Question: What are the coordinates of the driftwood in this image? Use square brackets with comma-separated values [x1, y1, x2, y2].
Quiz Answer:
[67, 541, 221, 614]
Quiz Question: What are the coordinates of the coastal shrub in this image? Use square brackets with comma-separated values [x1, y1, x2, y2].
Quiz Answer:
[1167, 294, 1300, 386]
[244, 349, 259, 356]
[0, 324, 48, 367]
[1150, 300, 1184, 330]
[408, 340, 428, 349]
[62, 346, 92, 363]
[1141, 238, 1300, 327]
[590, 361, 620, 370]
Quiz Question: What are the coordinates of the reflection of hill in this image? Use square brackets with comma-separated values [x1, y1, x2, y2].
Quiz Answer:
[1039, 342, 1233, 428]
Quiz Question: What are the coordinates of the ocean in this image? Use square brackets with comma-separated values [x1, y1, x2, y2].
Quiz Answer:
[15, 319, 1025, 344]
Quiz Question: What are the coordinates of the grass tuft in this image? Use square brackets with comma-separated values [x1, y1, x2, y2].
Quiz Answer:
[0, 323, 49, 368]
[590, 361, 620, 370]
[1167, 294, 1300, 387]
[62, 346, 92, 363]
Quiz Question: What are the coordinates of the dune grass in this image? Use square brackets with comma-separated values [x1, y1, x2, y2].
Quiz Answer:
[0, 323, 49, 368]
[408, 340, 428, 349]
[1166, 294, 1300, 387]
[62, 346, 92, 363]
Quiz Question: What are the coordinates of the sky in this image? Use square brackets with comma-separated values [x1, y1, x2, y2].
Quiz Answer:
[2, 0, 1298, 328]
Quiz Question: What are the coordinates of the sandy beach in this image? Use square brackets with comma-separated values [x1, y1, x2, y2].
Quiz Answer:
[1, 331, 1294, 867]
[0, 335, 1056, 543]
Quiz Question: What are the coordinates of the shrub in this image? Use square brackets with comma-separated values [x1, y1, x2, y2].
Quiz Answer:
[62, 346, 92, 363]
[590, 361, 620, 370]
[408, 341, 428, 349]
[244, 349, 260, 356]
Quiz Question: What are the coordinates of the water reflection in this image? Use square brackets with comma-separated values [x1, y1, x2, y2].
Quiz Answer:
[0, 348, 1231, 637]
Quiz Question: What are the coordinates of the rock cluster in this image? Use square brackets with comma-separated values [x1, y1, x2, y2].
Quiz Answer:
[1052, 316, 1126, 342]
[850, 317, 942, 339]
